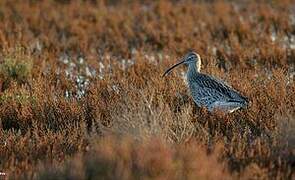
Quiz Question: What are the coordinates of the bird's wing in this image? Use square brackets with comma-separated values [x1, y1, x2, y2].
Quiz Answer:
[190, 74, 248, 104]
[190, 82, 228, 107]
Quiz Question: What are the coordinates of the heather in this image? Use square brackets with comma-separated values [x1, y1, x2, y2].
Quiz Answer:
[0, 0, 294, 179]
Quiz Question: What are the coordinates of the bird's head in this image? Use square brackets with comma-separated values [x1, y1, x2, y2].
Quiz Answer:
[162, 51, 201, 77]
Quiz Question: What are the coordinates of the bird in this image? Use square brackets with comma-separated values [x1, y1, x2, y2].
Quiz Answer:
[163, 51, 249, 113]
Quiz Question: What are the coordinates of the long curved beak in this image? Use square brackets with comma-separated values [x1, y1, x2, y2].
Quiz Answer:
[162, 58, 185, 77]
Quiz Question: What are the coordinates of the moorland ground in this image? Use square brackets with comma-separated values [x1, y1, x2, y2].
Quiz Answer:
[0, 0, 295, 179]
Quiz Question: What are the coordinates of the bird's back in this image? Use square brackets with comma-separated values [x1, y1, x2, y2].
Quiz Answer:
[187, 73, 248, 112]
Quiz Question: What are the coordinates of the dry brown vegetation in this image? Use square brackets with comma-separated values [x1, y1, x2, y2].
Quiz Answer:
[0, 0, 294, 179]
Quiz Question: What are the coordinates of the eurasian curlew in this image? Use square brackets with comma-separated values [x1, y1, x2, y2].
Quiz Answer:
[163, 51, 249, 113]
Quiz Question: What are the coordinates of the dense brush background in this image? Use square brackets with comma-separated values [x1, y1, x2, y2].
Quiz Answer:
[0, 0, 294, 179]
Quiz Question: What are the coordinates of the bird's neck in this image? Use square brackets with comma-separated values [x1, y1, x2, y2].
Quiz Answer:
[186, 63, 199, 82]
[188, 62, 200, 76]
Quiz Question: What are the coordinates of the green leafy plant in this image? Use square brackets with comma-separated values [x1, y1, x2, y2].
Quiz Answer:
[0, 47, 33, 91]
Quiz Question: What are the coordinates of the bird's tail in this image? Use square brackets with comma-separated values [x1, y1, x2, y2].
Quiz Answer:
[228, 98, 249, 108]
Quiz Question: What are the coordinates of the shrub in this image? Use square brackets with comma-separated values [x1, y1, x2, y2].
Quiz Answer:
[0, 47, 33, 91]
